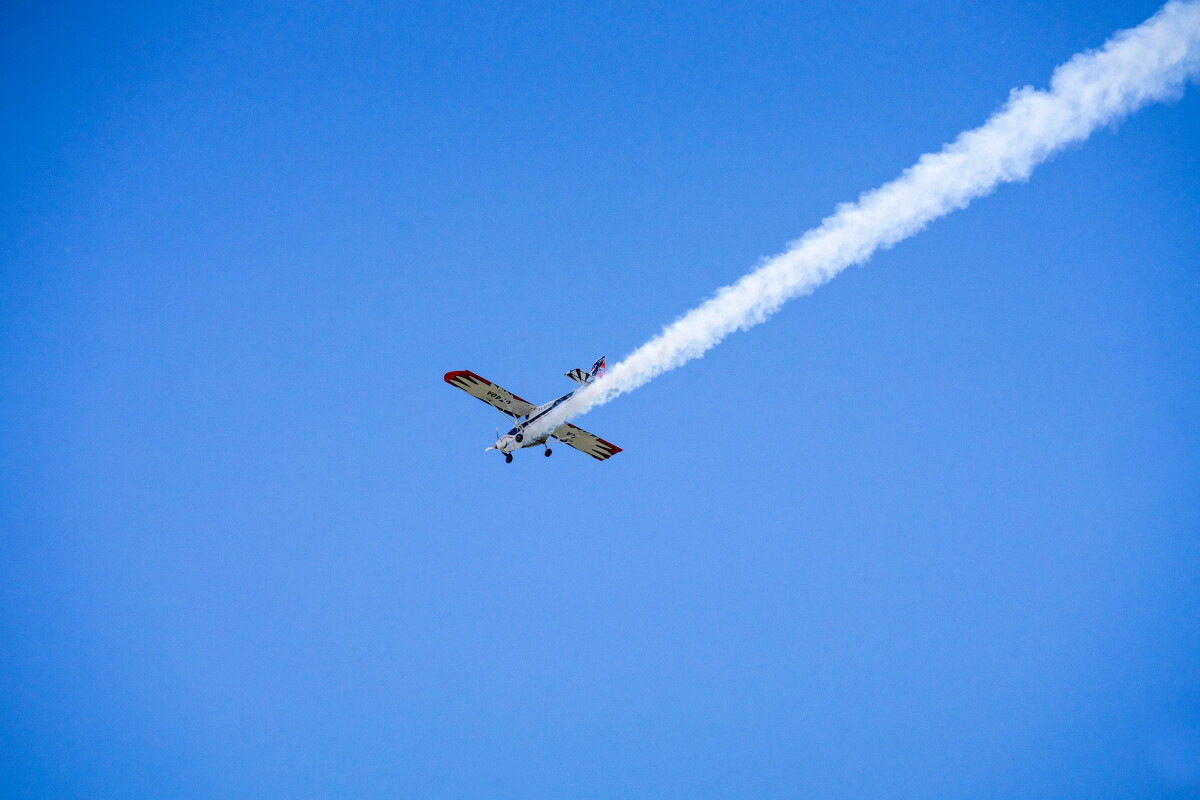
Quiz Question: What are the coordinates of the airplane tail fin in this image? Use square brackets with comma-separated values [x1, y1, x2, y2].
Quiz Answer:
[565, 356, 606, 385]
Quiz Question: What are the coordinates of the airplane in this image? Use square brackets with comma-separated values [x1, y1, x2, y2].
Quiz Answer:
[444, 357, 622, 463]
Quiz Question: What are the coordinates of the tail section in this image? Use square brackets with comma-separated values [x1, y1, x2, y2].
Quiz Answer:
[565, 356, 606, 385]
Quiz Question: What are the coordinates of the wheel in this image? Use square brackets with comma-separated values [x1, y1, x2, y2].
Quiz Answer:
[514, 433, 523, 443]
[544, 448, 552, 457]
[505, 453, 513, 463]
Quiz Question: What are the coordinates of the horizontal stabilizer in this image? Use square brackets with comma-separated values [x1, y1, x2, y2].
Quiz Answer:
[566, 357, 605, 385]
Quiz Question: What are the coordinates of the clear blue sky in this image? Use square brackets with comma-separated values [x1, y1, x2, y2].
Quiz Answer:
[3, 2, 1199, 797]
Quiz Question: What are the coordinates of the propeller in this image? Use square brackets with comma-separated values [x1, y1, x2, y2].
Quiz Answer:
[485, 426, 499, 452]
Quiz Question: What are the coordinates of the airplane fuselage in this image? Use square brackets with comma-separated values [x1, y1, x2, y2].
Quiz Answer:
[494, 389, 576, 453]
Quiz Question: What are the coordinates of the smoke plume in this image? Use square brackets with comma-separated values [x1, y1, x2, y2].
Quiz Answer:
[537, 1, 1200, 437]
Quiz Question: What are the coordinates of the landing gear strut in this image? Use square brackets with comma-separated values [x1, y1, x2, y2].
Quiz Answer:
[505, 453, 513, 463]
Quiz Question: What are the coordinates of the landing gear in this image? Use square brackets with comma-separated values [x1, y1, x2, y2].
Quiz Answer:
[514, 432, 523, 443]
[544, 447, 552, 457]
[505, 453, 513, 463]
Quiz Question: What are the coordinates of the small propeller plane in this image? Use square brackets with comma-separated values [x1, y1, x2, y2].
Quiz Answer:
[444, 357, 622, 463]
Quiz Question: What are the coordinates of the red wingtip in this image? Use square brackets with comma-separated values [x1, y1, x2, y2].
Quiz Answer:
[597, 439, 622, 459]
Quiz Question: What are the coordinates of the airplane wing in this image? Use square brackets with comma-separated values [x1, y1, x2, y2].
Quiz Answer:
[444, 370, 536, 419]
[552, 423, 622, 461]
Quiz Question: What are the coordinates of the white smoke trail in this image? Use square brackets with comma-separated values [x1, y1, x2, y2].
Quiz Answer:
[536, 0, 1200, 439]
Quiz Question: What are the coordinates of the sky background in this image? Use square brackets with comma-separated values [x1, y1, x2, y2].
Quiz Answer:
[2, 1, 1199, 797]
